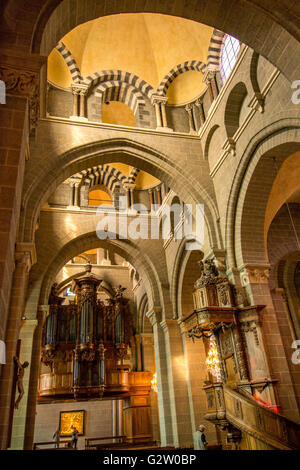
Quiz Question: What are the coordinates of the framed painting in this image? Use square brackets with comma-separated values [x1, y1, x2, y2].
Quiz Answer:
[59, 410, 85, 437]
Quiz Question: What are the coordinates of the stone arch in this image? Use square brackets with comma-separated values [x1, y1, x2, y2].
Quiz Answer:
[128, 168, 140, 184]
[20, 138, 220, 249]
[157, 61, 207, 96]
[95, 81, 146, 115]
[136, 292, 150, 334]
[206, 29, 226, 70]
[225, 121, 300, 269]
[27, 0, 300, 83]
[25, 231, 165, 319]
[224, 81, 248, 139]
[249, 51, 260, 95]
[55, 41, 82, 83]
[170, 237, 203, 319]
[83, 70, 154, 99]
[75, 164, 128, 192]
[204, 124, 220, 160]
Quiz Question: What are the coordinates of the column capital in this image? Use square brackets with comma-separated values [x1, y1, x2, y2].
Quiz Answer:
[124, 183, 136, 190]
[151, 94, 168, 106]
[146, 307, 162, 326]
[71, 83, 89, 95]
[194, 98, 203, 107]
[15, 242, 37, 270]
[202, 69, 217, 84]
[239, 264, 271, 286]
[185, 103, 193, 112]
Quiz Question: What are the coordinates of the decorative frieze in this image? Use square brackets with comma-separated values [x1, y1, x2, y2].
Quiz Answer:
[0, 66, 38, 97]
[240, 265, 270, 286]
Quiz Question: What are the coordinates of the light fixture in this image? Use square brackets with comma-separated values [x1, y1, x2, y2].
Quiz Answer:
[151, 373, 158, 393]
[205, 335, 222, 382]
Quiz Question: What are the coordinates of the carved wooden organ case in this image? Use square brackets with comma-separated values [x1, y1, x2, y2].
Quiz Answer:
[39, 264, 133, 400]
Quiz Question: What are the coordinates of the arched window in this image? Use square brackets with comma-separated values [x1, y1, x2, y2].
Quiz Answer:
[220, 35, 241, 83]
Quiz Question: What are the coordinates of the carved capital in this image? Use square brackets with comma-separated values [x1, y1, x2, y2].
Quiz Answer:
[185, 103, 193, 112]
[0, 66, 38, 97]
[71, 83, 89, 95]
[15, 242, 37, 272]
[151, 94, 168, 106]
[203, 69, 217, 85]
[240, 265, 271, 286]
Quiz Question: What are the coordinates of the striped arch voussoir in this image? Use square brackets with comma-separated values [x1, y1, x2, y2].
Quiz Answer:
[157, 60, 207, 96]
[71, 165, 128, 192]
[128, 168, 140, 184]
[95, 81, 146, 115]
[83, 70, 154, 100]
[55, 41, 82, 83]
[206, 29, 226, 70]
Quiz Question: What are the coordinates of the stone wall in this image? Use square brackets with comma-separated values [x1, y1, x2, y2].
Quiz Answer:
[34, 399, 113, 449]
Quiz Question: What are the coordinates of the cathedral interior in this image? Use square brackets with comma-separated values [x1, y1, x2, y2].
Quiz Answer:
[1, 0, 300, 451]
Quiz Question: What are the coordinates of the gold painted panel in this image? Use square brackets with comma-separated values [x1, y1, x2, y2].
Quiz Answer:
[59, 410, 85, 436]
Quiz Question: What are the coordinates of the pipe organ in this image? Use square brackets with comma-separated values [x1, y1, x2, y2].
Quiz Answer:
[39, 263, 135, 399]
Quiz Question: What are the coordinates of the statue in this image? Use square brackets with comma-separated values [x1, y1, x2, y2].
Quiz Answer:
[195, 259, 220, 288]
[14, 356, 29, 409]
[114, 285, 126, 298]
[48, 282, 64, 305]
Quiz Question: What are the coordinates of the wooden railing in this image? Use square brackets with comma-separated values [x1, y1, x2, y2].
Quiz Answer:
[33, 440, 73, 450]
[85, 435, 127, 450]
[223, 385, 300, 450]
[204, 382, 300, 449]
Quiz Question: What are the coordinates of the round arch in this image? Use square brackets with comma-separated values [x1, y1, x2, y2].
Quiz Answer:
[225, 121, 300, 269]
[20, 138, 221, 249]
[25, 231, 165, 319]
[27, 0, 300, 83]
[169, 236, 203, 319]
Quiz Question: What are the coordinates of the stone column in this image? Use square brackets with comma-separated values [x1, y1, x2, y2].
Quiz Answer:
[74, 182, 81, 208]
[151, 95, 173, 132]
[156, 187, 162, 207]
[71, 87, 80, 117]
[195, 98, 206, 128]
[112, 399, 117, 439]
[160, 319, 194, 447]
[240, 264, 300, 420]
[0, 64, 40, 367]
[203, 70, 219, 103]
[0, 243, 36, 449]
[178, 321, 221, 446]
[10, 319, 38, 449]
[141, 333, 160, 443]
[70, 84, 89, 121]
[149, 190, 154, 211]
[67, 181, 75, 207]
[185, 104, 197, 135]
[23, 305, 47, 450]
[129, 186, 135, 208]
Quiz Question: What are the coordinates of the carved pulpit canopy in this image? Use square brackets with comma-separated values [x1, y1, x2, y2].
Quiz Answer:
[194, 259, 225, 289]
